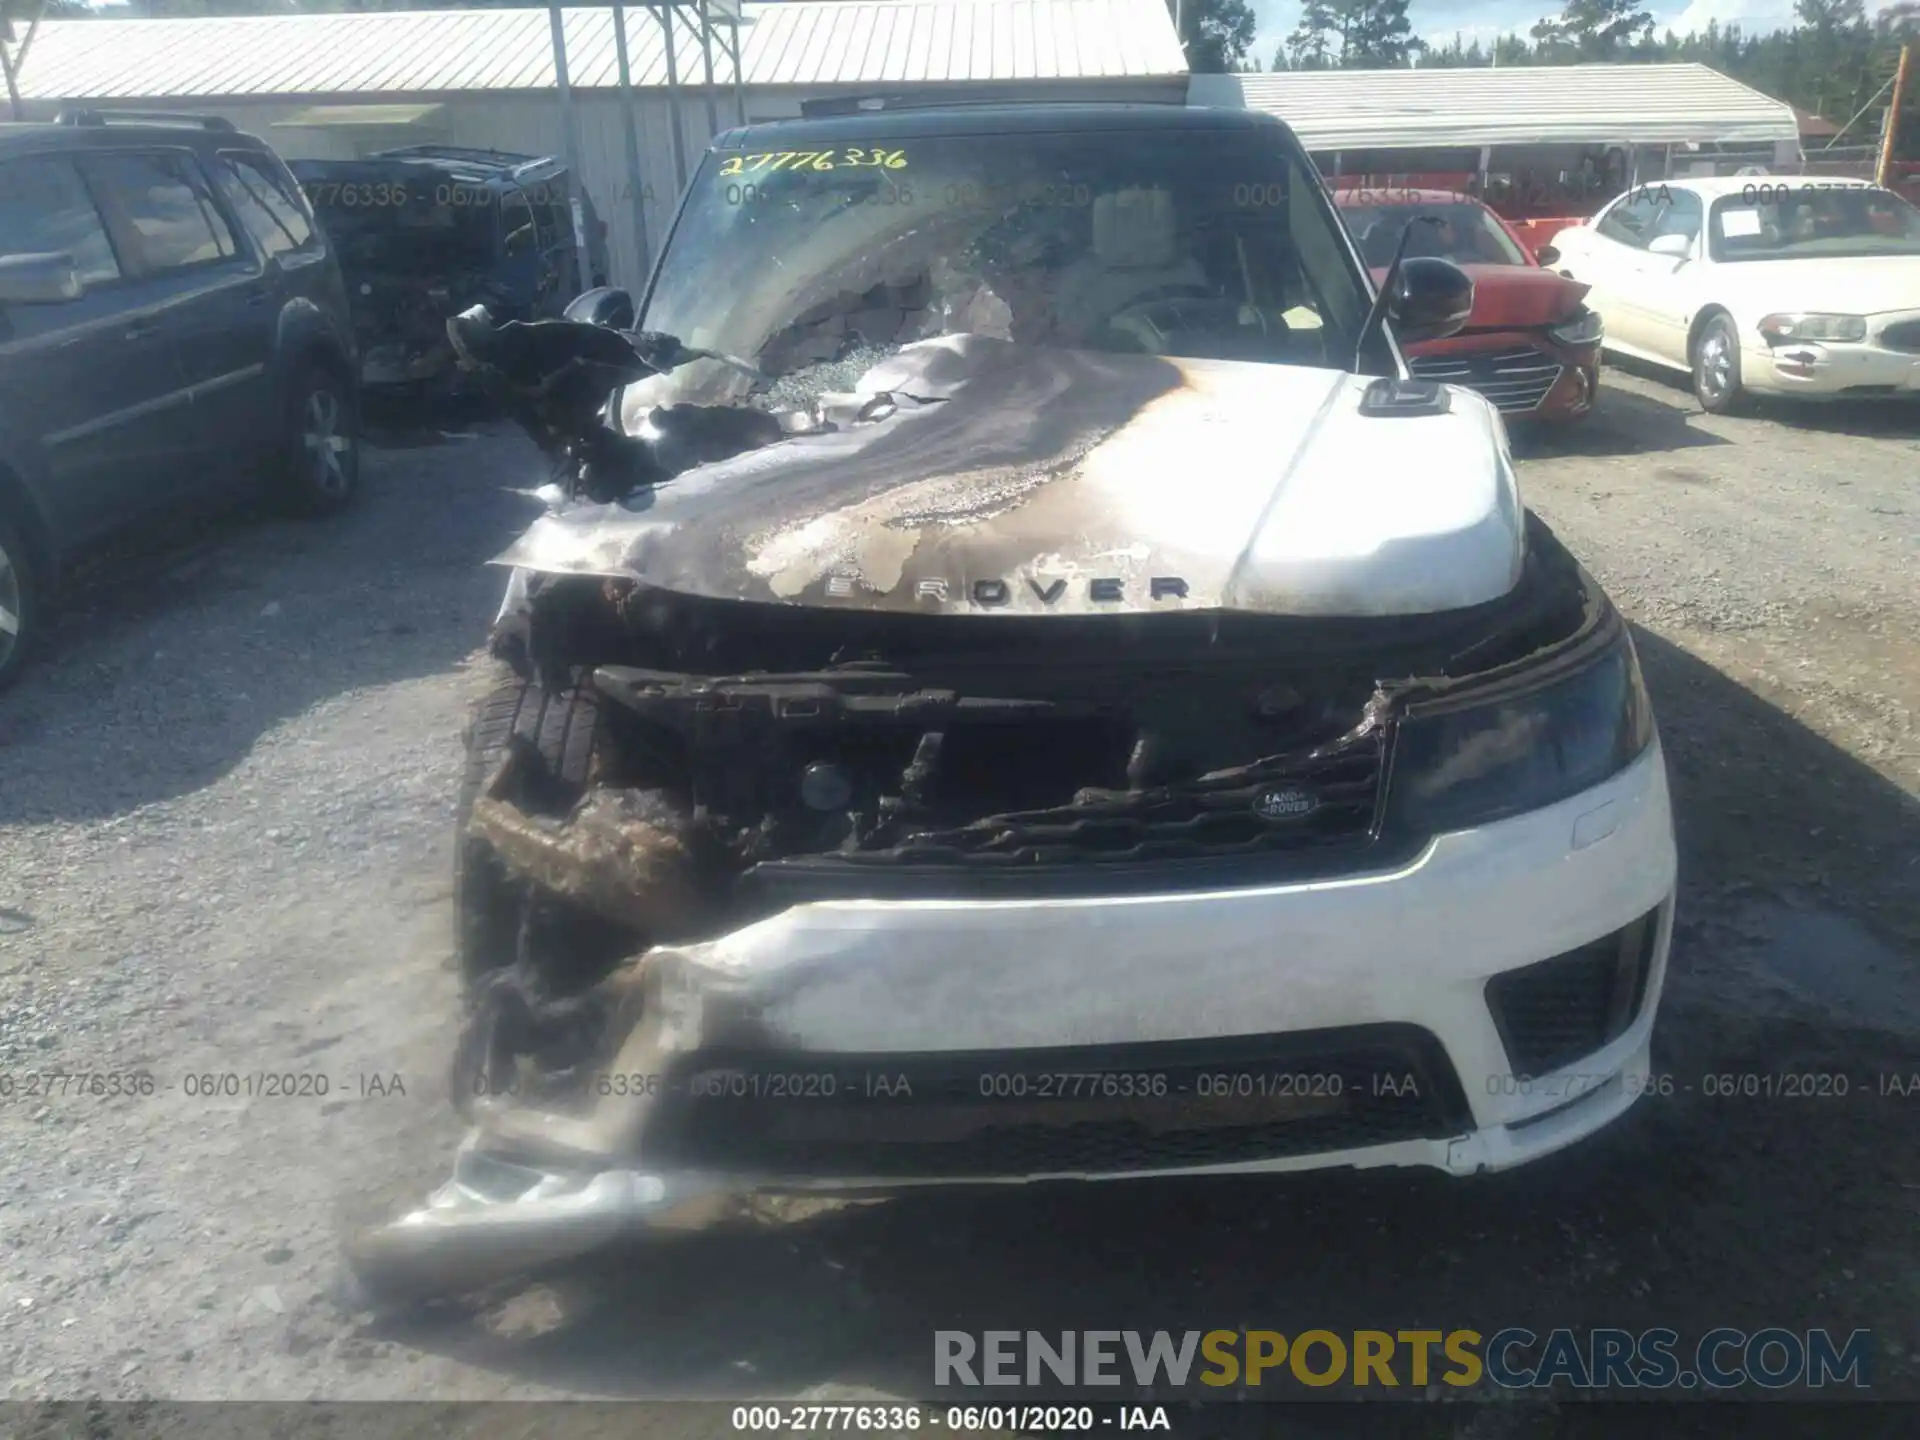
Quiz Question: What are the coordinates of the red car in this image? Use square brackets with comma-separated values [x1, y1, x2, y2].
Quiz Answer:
[1335, 188, 1602, 423]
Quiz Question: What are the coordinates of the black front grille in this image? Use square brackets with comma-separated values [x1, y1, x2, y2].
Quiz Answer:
[646, 1025, 1471, 1180]
[847, 741, 1383, 868]
[1877, 319, 1920, 352]
[593, 663, 1385, 873]
[1485, 908, 1662, 1076]
[1409, 345, 1565, 413]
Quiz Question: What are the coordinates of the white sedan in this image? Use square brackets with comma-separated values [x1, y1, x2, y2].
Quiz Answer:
[1546, 175, 1920, 413]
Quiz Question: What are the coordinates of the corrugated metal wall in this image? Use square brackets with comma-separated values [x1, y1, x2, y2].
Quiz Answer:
[22, 78, 1182, 292]
[21, 3, 1191, 100]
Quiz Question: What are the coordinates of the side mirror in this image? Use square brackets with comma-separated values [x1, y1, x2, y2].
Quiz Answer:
[0, 252, 83, 305]
[1386, 255, 1474, 344]
[562, 285, 636, 329]
[1534, 244, 1561, 266]
[1648, 233, 1692, 260]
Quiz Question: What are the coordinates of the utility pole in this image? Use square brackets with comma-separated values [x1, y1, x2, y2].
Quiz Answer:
[659, 2, 689, 193]
[1, 38, 20, 122]
[610, 0, 652, 284]
[696, 0, 718, 144]
[547, 1, 588, 288]
[1876, 42, 1912, 188]
[2, 0, 49, 122]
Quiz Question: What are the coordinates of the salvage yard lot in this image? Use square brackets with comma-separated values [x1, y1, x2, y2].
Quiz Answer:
[0, 367, 1916, 1423]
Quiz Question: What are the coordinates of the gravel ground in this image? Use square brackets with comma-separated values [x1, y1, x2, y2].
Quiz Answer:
[0, 370, 1916, 1429]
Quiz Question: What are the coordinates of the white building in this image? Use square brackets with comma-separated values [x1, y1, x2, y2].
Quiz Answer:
[13, 1, 1189, 289]
[1189, 64, 1805, 181]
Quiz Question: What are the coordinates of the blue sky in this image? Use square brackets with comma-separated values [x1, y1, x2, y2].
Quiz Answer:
[1247, 0, 1814, 64]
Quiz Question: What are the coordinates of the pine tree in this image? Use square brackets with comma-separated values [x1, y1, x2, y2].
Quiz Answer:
[1174, 0, 1258, 72]
[1344, 0, 1423, 66]
[1535, 0, 1653, 59]
[1793, 0, 1866, 30]
[1285, 0, 1341, 69]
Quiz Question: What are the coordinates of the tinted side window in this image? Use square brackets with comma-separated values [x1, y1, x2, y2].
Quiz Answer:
[0, 155, 123, 285]
[215, 151, 315, 259]
[81, 151, 238, 273]
[529, 188, 568, 250]
[500, 191, 534, 254]
[1596, 194, 1657, 249]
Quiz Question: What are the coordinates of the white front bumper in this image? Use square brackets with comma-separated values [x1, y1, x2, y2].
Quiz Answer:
[1743, 312, 1920, 396]
[353, 746, 1678, 1297]
[632, 739, 1677, 1177]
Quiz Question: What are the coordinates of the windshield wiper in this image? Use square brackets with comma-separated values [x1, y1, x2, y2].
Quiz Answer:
[448, 309, 765, 390]
[1352, 215, 1444, 373]
[627, 331, 766, 383]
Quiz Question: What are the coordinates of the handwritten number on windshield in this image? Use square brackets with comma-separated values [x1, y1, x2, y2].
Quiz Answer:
[717, 149, 908, 178]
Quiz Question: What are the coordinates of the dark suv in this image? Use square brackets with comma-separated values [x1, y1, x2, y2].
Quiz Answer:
[0, 110, 360, 689]
[291, 147, 608, 395]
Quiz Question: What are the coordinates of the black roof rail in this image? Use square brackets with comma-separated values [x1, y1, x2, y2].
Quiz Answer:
[373, 144, 544, 167]
[55, 108, 238, 132]
[797, 92, 1186, 119]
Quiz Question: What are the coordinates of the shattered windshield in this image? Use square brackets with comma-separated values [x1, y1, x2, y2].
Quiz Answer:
[633, 130, 1372, 408]
[302, 180, 497, 274]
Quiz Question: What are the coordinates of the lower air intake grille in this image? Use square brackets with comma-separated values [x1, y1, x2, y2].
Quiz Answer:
[1485, 907, 1662, 1076]
[649, 1025, 1472, 1179]
[1409, 345, 1564, 413]
[1877, 319, 1920, 352]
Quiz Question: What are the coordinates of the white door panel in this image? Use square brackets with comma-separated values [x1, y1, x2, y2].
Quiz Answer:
[1600, 248, 1663, 353]
[1562, 232, 1643, 348]
[1635, 254, 1696, 364]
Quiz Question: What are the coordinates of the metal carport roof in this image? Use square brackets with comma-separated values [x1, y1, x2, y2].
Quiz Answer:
[1188, 63, 1801, 150]
[13, 0, 1187, 100]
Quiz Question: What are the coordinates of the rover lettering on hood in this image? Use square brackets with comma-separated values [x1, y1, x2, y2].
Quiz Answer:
[498, 334, 1526, 619]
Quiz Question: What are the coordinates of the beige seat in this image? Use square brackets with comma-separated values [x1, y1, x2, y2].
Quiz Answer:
[1052, 187, 1209, 345]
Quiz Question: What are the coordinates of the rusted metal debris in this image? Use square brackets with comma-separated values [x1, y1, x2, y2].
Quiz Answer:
[469, 786, 699, 934]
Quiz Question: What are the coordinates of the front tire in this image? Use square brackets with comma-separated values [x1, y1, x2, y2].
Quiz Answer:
[1691, 313, 1747, 415]
[0, 508, 41, 693]
[453, 678, 604, 1003]
[280, 361, 361, 515]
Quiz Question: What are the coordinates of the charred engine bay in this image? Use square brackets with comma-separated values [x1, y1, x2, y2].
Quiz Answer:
[459, 515, 1601, 1102]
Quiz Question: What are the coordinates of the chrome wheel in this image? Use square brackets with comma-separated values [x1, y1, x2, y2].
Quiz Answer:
[0, 511, 34, 690]
[1693, 317, 1745, 415]
[302, 387, 353, 501]
[1698, 333, 1732, 402]
[0, 535, 21, 673]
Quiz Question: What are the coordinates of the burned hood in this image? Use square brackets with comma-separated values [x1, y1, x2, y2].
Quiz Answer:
[495, 335, 1526, 618]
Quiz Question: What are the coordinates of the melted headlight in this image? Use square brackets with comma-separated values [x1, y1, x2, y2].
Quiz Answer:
[1386, 629, 1655, 835]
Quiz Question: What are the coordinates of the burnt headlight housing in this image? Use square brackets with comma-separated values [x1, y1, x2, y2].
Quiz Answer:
[1386, 629, 1655, 835]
